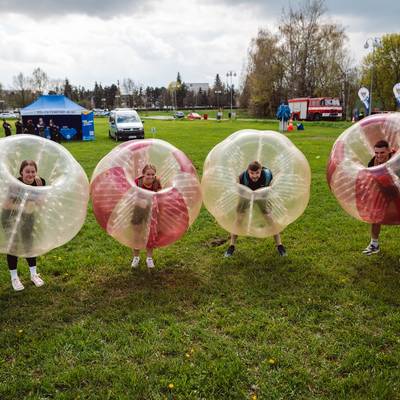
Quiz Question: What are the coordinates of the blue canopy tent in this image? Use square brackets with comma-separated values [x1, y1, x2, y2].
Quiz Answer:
[20, 95, 94, 141]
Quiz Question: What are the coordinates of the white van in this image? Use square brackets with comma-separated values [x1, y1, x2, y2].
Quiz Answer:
[108, 108, 144, 141]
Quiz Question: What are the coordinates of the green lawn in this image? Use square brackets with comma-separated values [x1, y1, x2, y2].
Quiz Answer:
[0, 118, 399, 399]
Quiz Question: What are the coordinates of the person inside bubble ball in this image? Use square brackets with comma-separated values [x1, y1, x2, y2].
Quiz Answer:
[363, 140, 395, 256]
[1, 160, 46, 291]
[131, 164, 162, 269]
[224, 161, 287, 257]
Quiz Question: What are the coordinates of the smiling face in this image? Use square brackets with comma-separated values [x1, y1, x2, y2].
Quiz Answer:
[142, 168, 156, 186]
[21, 165, 37, 185]
[374, 146, 391, 165]
[248, 168, 262, 182]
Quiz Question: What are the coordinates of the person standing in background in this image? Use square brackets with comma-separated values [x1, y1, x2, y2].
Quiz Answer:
[15, 118, 23, 134]
[49, 119, 61, 143]
[2, 119, 12, 137]
[37, 118, 45, 137]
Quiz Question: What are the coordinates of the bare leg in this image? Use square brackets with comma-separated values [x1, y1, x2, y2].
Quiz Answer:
[273, 233, 282, 246]
[146, 248, 153, 258]
[229, 211, 244, 246]
[263, 212, 286, 255]
[230, 234, 238, 246]
[371, 224, 381, 240]
[224, 213, 242, 256]
[133, 249, 140, 257]
[264, 212, 282, 245]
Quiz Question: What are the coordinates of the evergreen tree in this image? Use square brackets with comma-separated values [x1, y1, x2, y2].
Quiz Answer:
[63, 78, 73, 98]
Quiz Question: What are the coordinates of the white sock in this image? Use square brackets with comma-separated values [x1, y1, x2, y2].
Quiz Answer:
[29, 266, 37, 276]
[10, 269, 18, 280]
[370, 239, 379, 247]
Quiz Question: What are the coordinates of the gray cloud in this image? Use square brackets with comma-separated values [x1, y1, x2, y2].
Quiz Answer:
[0, 0, 153, 18]
[207, 0, 400, 32]
[325, 0, 400, 32]
[1, 0, 398, 31]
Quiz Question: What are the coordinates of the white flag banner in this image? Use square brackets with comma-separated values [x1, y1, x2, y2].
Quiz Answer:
[358, 87, 370, 112]
[393, 83, 400, 106]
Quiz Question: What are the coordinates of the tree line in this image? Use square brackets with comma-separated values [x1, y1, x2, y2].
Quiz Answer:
[0, 70, 236, 112]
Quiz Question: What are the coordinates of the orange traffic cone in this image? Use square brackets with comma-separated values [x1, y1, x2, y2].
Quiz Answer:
[287, 118, 294, 132]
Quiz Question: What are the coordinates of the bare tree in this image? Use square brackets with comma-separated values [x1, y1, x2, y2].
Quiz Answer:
[122, 78, 140, 107]
[12, 72, 33, 107]
[279, 0, 348, 98]
[31, 67, 49, 94]
[240, 0, 352, 116]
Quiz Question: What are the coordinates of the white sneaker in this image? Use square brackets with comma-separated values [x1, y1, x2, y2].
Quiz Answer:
[31, 274, 44, 287]
[362, 243, 380, 256]
[131, 256, 140, 268]
[146, 257, 155, 269]
[11, 277, 24, 291]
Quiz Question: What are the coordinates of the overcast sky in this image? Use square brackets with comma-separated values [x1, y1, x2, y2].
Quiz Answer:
[0, 0, 398, 90]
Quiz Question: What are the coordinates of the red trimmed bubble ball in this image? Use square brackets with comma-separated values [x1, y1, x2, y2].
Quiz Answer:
[327, 112, 400, 224]
[90, 139, 202, 249]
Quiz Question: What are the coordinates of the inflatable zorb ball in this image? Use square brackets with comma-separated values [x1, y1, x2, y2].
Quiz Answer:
[327, 113, 400, 224]
[0, 135, 89, 257]
[202, 130, 311, 237]
[90, 139, 202, 249]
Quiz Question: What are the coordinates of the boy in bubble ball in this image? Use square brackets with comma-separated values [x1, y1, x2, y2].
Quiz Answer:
[1, 160, 46, 291]
[362, 140, 395, 256]
[224, 161, 287, 257]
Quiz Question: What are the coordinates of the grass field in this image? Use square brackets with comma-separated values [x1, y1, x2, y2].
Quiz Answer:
[0, 118, 399, 399]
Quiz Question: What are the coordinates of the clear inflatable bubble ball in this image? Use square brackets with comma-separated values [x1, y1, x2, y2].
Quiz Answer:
[201, 129, 311, 237]
[0, 134, 89, 257]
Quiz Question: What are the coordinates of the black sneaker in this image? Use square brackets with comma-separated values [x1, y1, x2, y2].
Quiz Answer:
[277, 244, 287, 256]
[224, 245, 235, 257]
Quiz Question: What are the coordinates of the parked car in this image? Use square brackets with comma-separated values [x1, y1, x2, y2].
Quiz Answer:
[187, 112, 202, 120]
[93, 108, 110, 117]
[109, 108, 144, 141]
[174, 111, 185, 119]
[0, 112, 17, 119]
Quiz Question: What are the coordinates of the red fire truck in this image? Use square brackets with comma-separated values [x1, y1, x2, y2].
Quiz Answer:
[288, 97, 343, 121]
